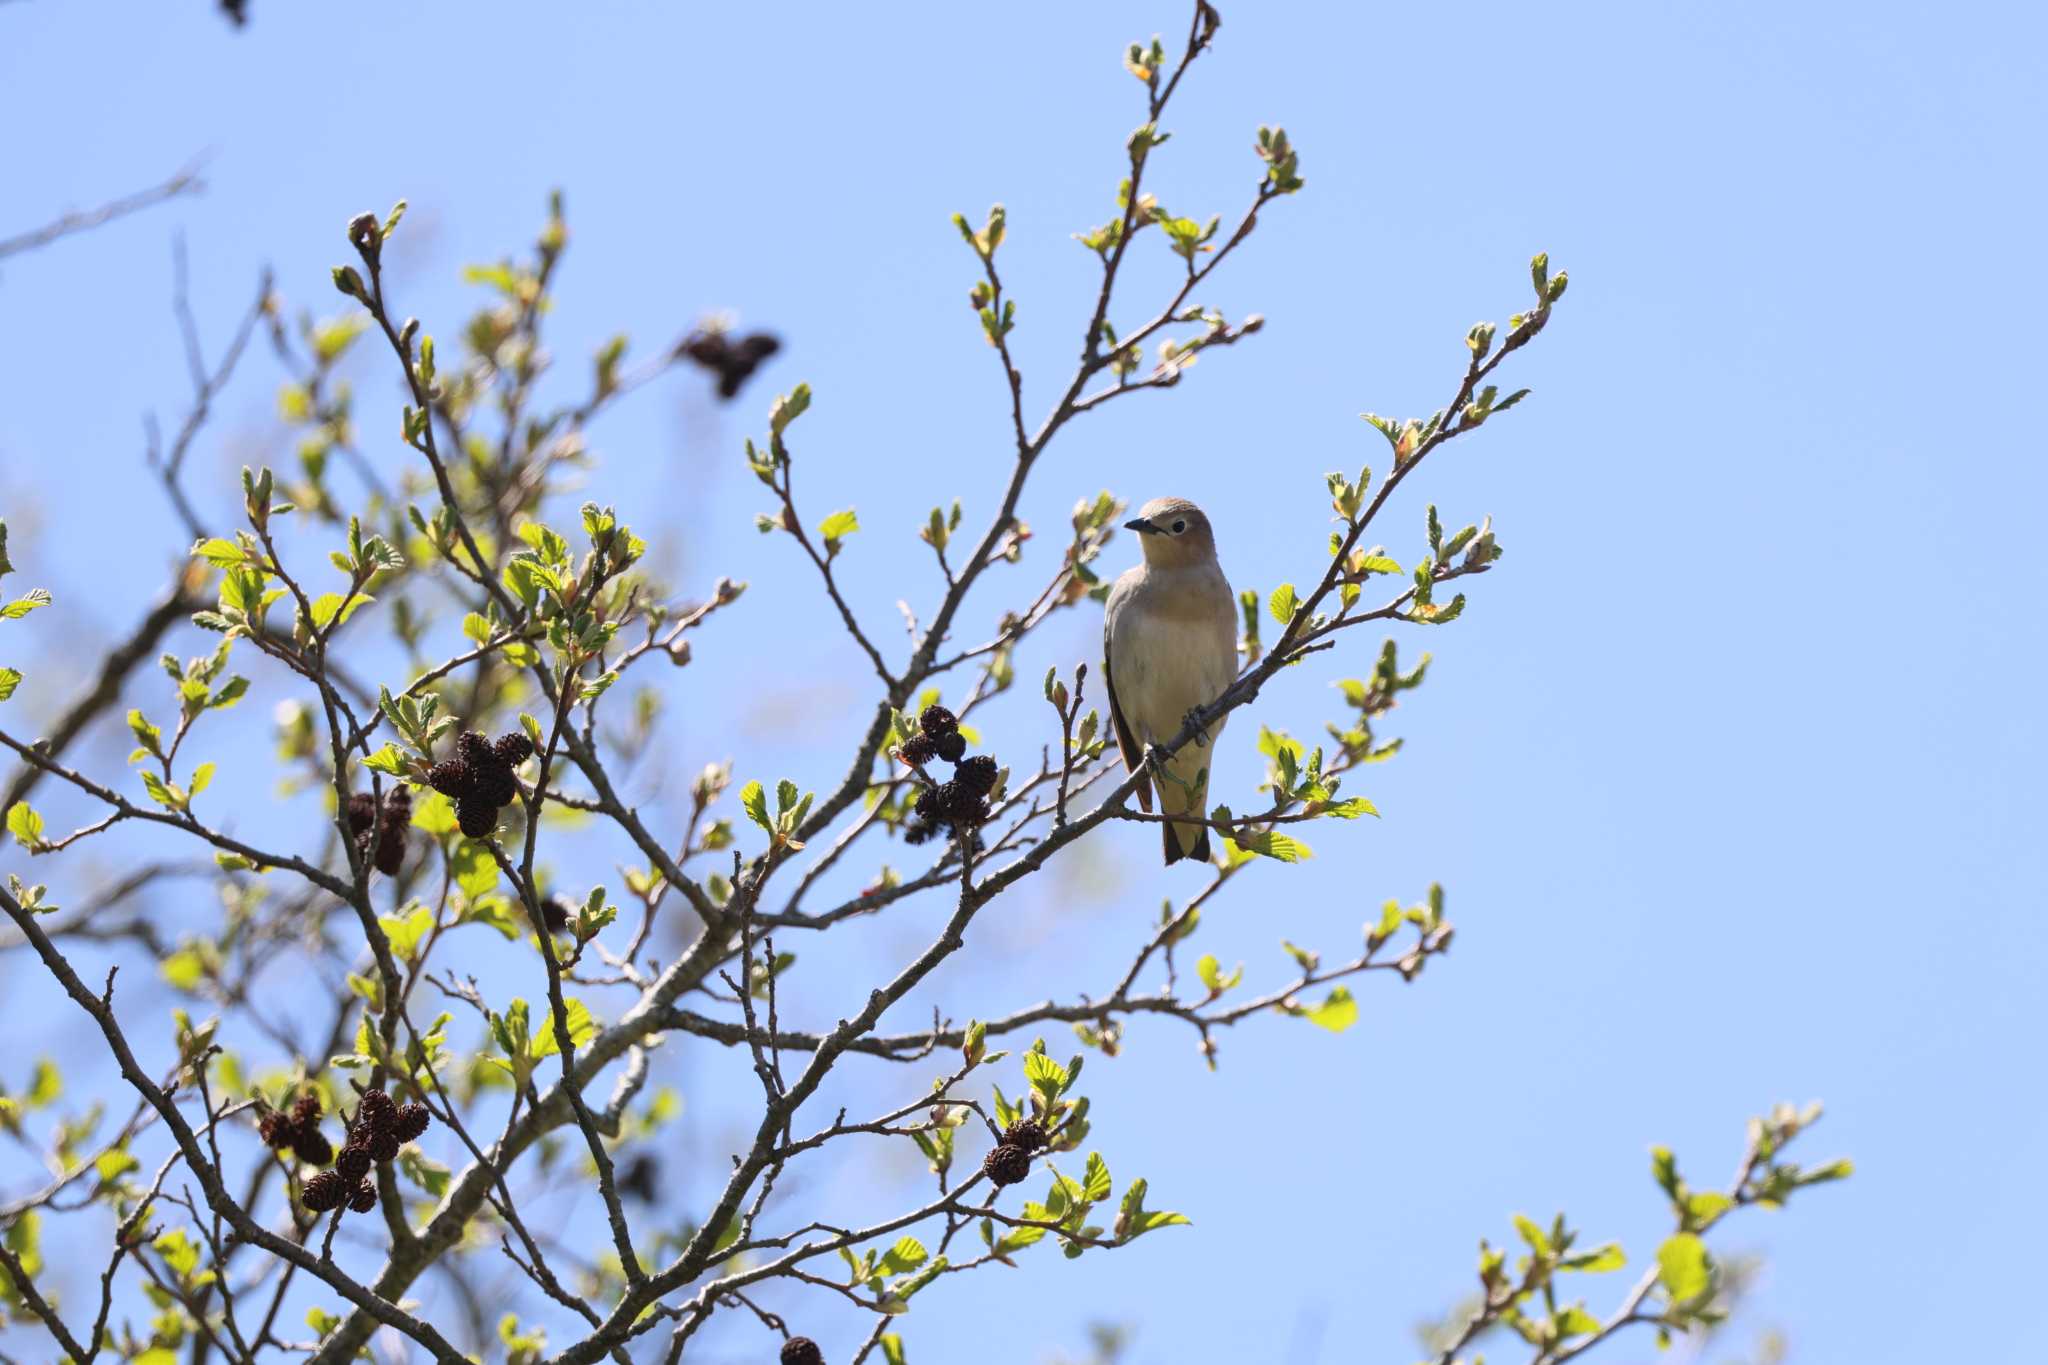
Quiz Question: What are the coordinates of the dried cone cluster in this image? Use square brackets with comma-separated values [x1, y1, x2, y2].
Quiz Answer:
[345, 786, 411, 876]
[427, 730, 534, 839]
[680, 327, 781, 400]
[779, 1337, 825, 1365]
[298, 1086, 431, 1217]
[258, 1092, 333, 1166]
[983, 1116, 1049, 1189]
[902, 706, 998, 846]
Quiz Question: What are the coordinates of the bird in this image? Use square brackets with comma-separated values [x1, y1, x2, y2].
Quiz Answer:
[1103, 497, 1239, 865]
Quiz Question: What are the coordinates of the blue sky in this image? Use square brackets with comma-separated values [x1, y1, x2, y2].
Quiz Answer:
[3, 2, 2044, 1362]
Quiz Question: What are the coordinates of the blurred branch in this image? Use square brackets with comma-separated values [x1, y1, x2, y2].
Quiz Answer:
[0, 163, 203, 262]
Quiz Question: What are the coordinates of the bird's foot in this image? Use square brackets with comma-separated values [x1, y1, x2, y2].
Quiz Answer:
[1181, 708, 1209, 746]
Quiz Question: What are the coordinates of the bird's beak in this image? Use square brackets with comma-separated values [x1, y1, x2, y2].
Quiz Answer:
[1123, 517, 1161, 535]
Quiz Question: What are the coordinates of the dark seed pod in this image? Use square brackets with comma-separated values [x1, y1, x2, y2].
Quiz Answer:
[933, 730, 967, 763]
[300, 1169, 348, 1213]
[259, 1110, 293, 1150]
[355, 1088, 396, 1135]
[289, 1093, 323, 1129]
[982, 1142, 1032, 1188]
[392, 1103, 431, 1143]
[334, 1144, 373, 1184]
[780, 1337, 825, 1365]
[345, 792, 379, 836]
[456, 731, 495, 768]
[427, 760, 471, 797]
[955, 754, 999, 797]
[540, 897, 571, 934]
[455, 795, 498, 840]
[898, 734, 938, 767]
[347, 1178, 379, 1214]
[475, 763, 519, 808]
[936, 781, 991, 829]
[368, 1129, 401, 1164]
[902, 818, 939, 846]
[493, 732, 534, 766]
[913, 787, 942, 823]
[918, 704, 958, 738]
[372, 788, 410, 876]
[1001, 1118, 1048, 1153]
[292, 1127, 334, 1167]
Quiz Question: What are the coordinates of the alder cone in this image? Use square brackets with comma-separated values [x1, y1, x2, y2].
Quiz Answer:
[780, 1338, 825, 1365]
[300, 1170, 347, 1213]
[982, 1142, 1032, 1187]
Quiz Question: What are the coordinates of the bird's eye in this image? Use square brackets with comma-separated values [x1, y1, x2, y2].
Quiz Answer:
[1171, 519, 1187, 534]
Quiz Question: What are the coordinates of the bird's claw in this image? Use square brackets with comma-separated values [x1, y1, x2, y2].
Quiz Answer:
[1182, 708, 1209, 747]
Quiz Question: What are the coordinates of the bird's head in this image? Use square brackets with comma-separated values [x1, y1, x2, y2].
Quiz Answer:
[1124, 496, 1218, 569]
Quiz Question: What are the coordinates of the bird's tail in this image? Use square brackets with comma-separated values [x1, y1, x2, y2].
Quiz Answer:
[1157, 741, 1212, 866]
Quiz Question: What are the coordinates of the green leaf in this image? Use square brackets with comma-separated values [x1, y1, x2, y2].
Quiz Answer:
[880, 1236, 928, 1274]
[1512, 1213, 1550, 1255]
[188, 762, 216, 798]
[380, 904, 435, 963]
[1561, 1243, 1626, 1273]
[1314, 797, 1378, 819]
[531, 998, 598, 1059]
[1232, 830, 1311, 862]
[207, 675, 250, 710]
[1656, 1232, 1712, 1302]
[191, 538, 246, 568]
[363, 744, 408, 777]
[1556, 1305, 1601, 1337]
[412, 790, 458, 837]
[1304, 986, 1357, 1033]
[1115, 1177, 1191, 1241]
[0, 589, 51, 620]
[398, 1145, 451, 1197]
[1195, 954, 1243, 994]
[739, 780, 771, 833]
[1082, 1152, 1112, 1202]
[0, 667, 18, 701]
[818, 508, 860, 546]
[160, 948, 206, 990]
[153, 1227, 201, 1279]
[95, 1145, 139, 1181]
[452, 839, 500, 898]
[1268, 583, 1298, 625]
[6, 801, 44, 850]
[139, 770, 181, 811]
[1023, 1050, 1069, 1098]
[25, 1058, 60, 1107]
[308, 592, 371, 630]
[1685, 1191, 1734, 1226]
[768, 384, 811, 440]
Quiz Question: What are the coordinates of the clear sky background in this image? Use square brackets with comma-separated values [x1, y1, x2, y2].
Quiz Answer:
[3, 2, 2044, 1363]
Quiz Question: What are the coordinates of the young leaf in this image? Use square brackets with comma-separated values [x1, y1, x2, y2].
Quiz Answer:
[1303, 986, 1357, 1033]
[740, 780, 771, 833]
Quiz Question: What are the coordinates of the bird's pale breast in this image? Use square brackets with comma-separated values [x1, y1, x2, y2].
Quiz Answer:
[1106, 565, 1238, 743]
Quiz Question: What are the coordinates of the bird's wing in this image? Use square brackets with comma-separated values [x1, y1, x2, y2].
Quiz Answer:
[1102, 574, 1153, 813]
